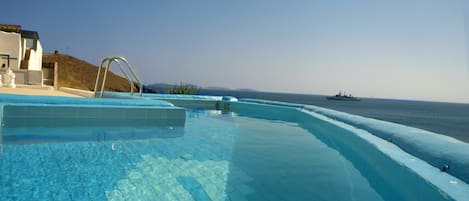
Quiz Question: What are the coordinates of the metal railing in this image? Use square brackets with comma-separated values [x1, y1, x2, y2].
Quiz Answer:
[94, 56, 143, 98]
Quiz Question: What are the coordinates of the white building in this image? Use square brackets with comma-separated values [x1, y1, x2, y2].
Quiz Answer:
[0, 24, 43, 85]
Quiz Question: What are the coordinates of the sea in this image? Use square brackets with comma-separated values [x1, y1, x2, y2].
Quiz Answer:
[199, 89, 469, 143]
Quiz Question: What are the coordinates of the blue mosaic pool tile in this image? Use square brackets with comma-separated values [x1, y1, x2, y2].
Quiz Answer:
[86, 185, 104, 200]
[0, 112, 253, 201]
[189, 187, 212, 201]
[13, 190, 35, 201]
[228, 189, 248, 201]
[105, 189, 124, 201]
[31, 188, 51, 200]
[172, 188, 194, 201]
[70, 186, 89, 200]
[237, 184, 256, 195]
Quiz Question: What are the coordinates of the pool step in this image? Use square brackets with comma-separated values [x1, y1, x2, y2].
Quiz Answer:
[0, 94, 186, 144]
[1, 104, 185, 128]
[0, 104, 186, 144]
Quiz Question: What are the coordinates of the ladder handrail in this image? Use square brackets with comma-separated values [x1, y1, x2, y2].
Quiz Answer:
[113, 56, 144, 96]
[127, 65, 144, 95]
[94, 56, 144, 98]
[109, 58, 136, 95]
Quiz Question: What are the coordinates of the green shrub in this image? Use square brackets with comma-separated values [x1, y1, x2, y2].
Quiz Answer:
[167, 83, 199, 95]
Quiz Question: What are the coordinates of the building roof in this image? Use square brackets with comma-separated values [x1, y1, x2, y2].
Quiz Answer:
[0, 24, 21, 33]
[0, 24, 40, 40]
[21, 30, 40, 40]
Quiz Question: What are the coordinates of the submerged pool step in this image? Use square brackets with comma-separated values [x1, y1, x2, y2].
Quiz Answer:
[1, 104, 185, 128]
[0, 94, 186, 144]
[0, 104, 186, 144]
[2, 126, 185, 144]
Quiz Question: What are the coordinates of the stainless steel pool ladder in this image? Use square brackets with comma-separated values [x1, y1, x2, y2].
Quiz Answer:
[93, 56, 143, 98]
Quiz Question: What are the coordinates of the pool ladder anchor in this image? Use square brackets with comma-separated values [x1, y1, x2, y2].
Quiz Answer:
[94, 56, 144, 98]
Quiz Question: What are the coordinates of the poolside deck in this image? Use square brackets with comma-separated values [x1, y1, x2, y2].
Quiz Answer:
[0, 87, 83, 97]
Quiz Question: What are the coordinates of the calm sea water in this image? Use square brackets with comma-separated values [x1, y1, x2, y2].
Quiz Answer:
[199, 89, 469, 143]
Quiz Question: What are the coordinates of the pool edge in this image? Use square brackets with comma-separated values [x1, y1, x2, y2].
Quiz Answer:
[230, 100, 469, 201]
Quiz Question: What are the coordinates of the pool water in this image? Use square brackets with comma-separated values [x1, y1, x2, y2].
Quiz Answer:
[0, 110, 445, 200]
[229, 116, 383, 201]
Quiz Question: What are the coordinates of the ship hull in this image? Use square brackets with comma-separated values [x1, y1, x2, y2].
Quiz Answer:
[326, 96, 360, 101]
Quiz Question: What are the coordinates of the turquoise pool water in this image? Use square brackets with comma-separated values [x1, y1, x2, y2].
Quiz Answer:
[0, 109, 454, 200]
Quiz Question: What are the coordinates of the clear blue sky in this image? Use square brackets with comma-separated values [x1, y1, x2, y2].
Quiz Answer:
[2, 0, 469, 103]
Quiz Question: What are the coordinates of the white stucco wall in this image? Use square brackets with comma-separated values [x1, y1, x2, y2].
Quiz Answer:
[27, 41, 43, 71]
[0, 31, 21, 69]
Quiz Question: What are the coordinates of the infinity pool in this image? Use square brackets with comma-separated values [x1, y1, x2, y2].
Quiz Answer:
[0, 106, 460, 201]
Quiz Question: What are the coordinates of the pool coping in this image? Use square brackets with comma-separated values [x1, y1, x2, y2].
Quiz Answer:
[233, 99, 469, 201]
[302, 109, 469, 201]
[238, 99, 469, 182]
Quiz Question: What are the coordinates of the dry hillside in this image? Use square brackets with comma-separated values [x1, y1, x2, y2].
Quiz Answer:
[43, 53, 136, 92]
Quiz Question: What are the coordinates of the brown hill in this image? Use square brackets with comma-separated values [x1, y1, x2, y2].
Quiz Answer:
[43, 53, 136, 92]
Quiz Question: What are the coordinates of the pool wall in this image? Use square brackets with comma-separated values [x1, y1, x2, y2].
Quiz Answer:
[303, 105, 469, 183]
[0, 94, 186, 144]
[0, 104, 2, 146]
[101, 92, 222, 110]
[237, 99, 469, 185]
[0, 93, 176, 107]
[229, 100, 469, 200]
[1, 104, 185, 128]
